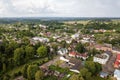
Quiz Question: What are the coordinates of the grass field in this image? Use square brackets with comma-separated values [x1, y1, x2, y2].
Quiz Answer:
[64, 19, 120, 25]
[64, 20, 90, 25]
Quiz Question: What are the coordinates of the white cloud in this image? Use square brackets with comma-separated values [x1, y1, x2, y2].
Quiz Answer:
[0, 0, 120, 17]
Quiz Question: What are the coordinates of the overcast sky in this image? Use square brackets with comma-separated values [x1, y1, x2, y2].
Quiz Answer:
[0, 0, 120, 17]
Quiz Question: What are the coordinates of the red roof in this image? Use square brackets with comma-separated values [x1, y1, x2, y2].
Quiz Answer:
[76, 53, 87, 57]
[117, 54, 120, 60]
[69, 51, 77, 55]
[114, 54, 120, 68]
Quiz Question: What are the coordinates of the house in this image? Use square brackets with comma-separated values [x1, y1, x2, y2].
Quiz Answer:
[57, 48, 68, 55]
[114, 69, 120, 80]
[60, 56, 83, 73]
[94, 29, 106, 33]
[32, 37, 49, 43]
[45, 32, 51, 37]
[60, 56, 69, 62]
[112, 48, 120, 54]
[76, 53, 88, 60]
[53, 35, 60, 39]
[81, 37, 90, 44]
[69, 51, 77, 57]
[39, 24, 48, 29]
[100, 72, 108, 78]
[81, 39, 89, 44]
[57, 38, 63, 42]
[66, 39, 72, 44]
[114, 54, 120, 68]
[69, 51, 88, 60]
[93, 53, 109, 64]
[71, 33, 79, 39]
[94, 44, 112, 51]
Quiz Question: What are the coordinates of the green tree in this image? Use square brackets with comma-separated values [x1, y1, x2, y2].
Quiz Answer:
[85, 61, 96, 75]
[95, 62, 102, 74]
[25, 46, 35, 60]
[75, 42, 86, 53]
[3, 75, 10, 80]
[22, 64, 28, 78]
[27, 65, 39, 80]
[35, 70, 44, 80]
[37, 46, 47, 57]
[88, 48, 100, 56]
[1, 55, 7, 72]
[52, 44, 58, 55]
[5, 41, 19, 57]
[14, 48, 25, 66]
[85, 61, 101, 75]
[80, 68, 91, 80]
[69, 74, 84, 80]
[2, 63, 7, 72]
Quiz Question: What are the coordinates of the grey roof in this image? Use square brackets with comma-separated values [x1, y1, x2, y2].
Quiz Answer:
[69, 58, 83, 71]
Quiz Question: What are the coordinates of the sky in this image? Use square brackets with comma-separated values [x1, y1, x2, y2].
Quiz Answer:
[0, 0, 120, 17]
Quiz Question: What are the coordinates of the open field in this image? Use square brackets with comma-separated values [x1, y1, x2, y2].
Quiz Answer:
[64, 20, 90, 25]
[64, 19, 120, 25]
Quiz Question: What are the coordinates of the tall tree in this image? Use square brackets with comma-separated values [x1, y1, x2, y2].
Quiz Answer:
[88, 48, 100, 56]
[75, 42, 86, 53]
[85, 61, 96, 75]
[25, 46, 35, 60]
[95, 62, 102, 74]
[37, 46, 47, 57]
[22, 64, 28, 78]
[14, 48, 25, 66]
[27, 65, 39, 80]
[69, 74, 84, 80]
[35, 70, 44, 80]
[80, 68, 92, 80]
[84, 61, 101, 75]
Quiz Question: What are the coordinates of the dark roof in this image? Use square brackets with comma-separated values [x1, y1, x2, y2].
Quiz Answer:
[105, 51, 112, 56]
[69, 58, 83, 70]
[69, 58, 81, 64]
[112, 47, 120, 52]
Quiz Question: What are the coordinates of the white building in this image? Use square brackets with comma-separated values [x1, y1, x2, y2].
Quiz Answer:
[66, 40, 71, 44]
[57, 48, 68, 55]
[60, 57, 69, 62]
[32, 37, 49, 43]
[71, 33, 79, 39]
[53, 35, 60, 39]
[81, 37, 90, 43]
[93, 53, 109, 64]
[39, 24, 48, 29]
[114, 69, 120, 80]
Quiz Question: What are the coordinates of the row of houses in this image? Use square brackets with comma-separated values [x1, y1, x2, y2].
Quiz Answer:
[57, 48, 88, 60]
[94, 44, 120, 54]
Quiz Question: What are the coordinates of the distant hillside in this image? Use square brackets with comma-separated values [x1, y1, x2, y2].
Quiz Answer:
[0, 17, 120, 24]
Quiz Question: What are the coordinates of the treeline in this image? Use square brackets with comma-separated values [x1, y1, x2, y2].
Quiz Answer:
[0, 40, 54, 79]
[85, 22, 120, 30]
